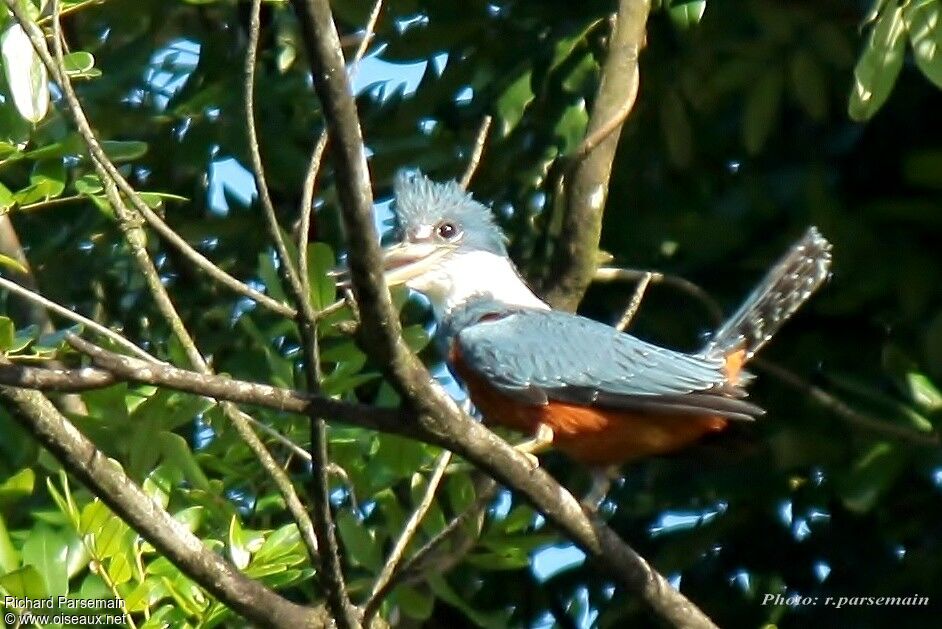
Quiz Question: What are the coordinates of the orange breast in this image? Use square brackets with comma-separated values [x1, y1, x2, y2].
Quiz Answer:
[450, 343, 733, 467]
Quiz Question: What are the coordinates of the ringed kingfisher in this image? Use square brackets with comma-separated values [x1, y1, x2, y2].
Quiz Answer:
[369, 171, 832, 473]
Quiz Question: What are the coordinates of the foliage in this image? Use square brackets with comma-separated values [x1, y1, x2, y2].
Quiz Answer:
[0, 0, 940, 627]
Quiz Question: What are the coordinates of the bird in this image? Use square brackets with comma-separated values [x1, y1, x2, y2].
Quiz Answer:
[371, 170, 832, 476]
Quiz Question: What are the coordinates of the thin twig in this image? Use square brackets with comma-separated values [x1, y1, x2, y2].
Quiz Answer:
[297, 0, 383, 292]
[297, 131, 329, 299]
[244, 2, 357, 624]
[595, 266, 725, 325]
[0, 276, 157, 362]
[754, 359, 940, 447]
[568, 97, 635, 165]
[364, 450, 452, 622]
[366, 476, 498, 614]
[37, 0, 105, 24]
[615, 270, 652, 331]
[459, 115, 493, 190]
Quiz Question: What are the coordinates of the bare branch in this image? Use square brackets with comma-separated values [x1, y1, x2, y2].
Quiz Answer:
[364, 450, 452, 621]
[754, 359, 940, 447]
[595, 266, 725, 325]
[615, 270, 652, 331]
[366, 475, 497, 619]
[298, 0, 383, 327]
[459, 115, 493, 190]
[543, 0, 651, 311]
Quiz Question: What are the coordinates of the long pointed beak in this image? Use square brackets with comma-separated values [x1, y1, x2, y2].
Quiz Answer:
[331, 241, 454, 288]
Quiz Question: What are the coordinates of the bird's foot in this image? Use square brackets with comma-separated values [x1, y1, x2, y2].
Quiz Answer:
[513, 424, 554, 471]
[580, 467, 620, 514]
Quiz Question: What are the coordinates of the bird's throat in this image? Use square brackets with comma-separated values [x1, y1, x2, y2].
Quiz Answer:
[406, 250, 548, 319]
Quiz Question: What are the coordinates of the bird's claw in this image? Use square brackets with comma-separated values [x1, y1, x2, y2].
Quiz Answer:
[512, 424, 554, 471]
[518, 450, 540, 471]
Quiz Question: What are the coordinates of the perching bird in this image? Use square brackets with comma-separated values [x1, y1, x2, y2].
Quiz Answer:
[373, 171, 832, 469]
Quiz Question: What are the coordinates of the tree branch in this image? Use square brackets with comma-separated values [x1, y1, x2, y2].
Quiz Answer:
[459, 115, 493, 190]
[542, 0, 651, 311]
[364, 450, 452, 622]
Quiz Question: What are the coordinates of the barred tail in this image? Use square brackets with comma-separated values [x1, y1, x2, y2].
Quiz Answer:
[705, 226, 832, 360]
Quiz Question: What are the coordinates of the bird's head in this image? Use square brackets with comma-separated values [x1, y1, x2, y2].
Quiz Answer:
[372, 170, 544, 317]
[334, 170, 544, 317]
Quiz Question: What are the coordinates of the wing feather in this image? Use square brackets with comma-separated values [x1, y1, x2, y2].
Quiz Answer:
[454, 309, 762, 421]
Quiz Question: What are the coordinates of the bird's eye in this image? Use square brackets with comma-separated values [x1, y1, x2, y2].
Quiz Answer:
[436, 221, 460, 241]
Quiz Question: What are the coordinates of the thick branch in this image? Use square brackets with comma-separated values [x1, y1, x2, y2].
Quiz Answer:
[543, 0, 651, 311]
[0, 384, 320, 629]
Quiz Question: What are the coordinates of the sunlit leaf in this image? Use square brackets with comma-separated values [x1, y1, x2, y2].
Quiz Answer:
[669, 0, 707, 29]
[1, 23, 49, 123]
[905, 0, 942, 88]
[849, 4, 907, 121]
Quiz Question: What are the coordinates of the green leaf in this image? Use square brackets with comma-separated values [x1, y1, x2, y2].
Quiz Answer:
[0, 513, 19, 572]
[257, 252, 288, 303]
[849, 4, 907, 121]
[495, 71, 534, 136]
[158, 431, 211, 492]
[74, 173, 103, 196]
[100, 140, 148, 162]
[254, 523, 303, 565]
[305, 242, 337, 310]
[1, 23, 50, 123]
[28, 158, 67, 199]
[742, 68, 784, 153]
[0, 565, 47, 599]
[554, 99, 589, 155]
[9, 324, 38, 353]
[393, 585, 434, 620]
[0, 468, 35, 504]
[0, 182, 14, 212]
[62, 50, 95, 76]
[227, 516, 254, 570]
[837, 442, 908, 513]
[669, 0, 707, 29]
[21, 525, 69, 598]
[0, 316, 15, 352]
[173, 506, 205, 535]
[336, 511, 381, 571]
[905, 0, 942, 88]
[906, 372, 942, 411]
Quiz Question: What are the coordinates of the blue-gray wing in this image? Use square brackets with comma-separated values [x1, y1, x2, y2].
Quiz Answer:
[454, 309, 762, 421]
